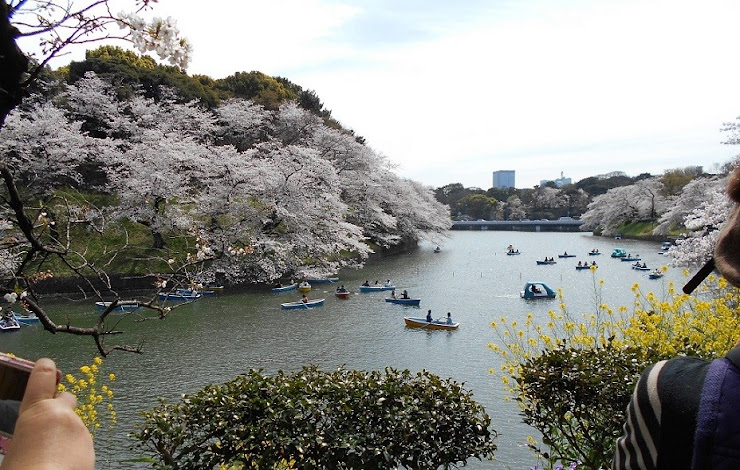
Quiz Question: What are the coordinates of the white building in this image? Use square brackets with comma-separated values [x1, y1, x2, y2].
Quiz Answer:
[540, 171, 572, 188]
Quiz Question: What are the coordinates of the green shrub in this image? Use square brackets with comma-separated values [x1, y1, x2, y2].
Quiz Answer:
[132, 366, 496, 469]
[517, 343, 649, 469]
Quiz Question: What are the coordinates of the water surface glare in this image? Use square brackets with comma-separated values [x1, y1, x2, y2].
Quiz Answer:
[2, 231, 687, 468]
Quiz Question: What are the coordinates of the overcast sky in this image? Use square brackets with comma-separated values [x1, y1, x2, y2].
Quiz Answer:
[36, 0, 740, 189]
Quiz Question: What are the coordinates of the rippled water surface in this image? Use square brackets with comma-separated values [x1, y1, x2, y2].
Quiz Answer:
[2, 231, 686, 468]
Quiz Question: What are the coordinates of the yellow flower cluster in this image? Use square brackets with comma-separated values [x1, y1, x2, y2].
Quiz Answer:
[489, 269, 740, 399]
[57, 356, 117, 434]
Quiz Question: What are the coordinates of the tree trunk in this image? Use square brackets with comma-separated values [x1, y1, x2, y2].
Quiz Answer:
[0, 1, 29, 129]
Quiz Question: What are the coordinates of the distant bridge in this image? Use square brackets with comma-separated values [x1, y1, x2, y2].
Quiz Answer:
[451, 218, 584, 232]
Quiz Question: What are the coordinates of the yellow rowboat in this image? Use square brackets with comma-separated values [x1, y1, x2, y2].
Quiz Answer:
[403, 317, 459, 330]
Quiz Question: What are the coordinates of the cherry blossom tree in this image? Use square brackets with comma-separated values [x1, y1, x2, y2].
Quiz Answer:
[580, 177, 666, 234]
[1, 63, 453, 354]
[668, 181, 734, 266]
[504, 195, 527, 221]
[0, 0, 192, 354]
[653, 176, 726, 236]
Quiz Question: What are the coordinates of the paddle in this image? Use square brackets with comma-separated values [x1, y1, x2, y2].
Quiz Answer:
[421, 317, 443, 328]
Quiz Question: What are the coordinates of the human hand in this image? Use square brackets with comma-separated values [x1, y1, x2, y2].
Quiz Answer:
[0, 358, 94, 470]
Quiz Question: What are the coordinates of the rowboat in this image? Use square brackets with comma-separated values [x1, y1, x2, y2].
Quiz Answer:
[649, 271, 664, 279]
[575, 265, 593, 270]
[0, 317, 21, 332]
[558, 254, 576, 258]
[506, 251, 521, 255]
[176, 288, 215, 297]
[271, 283, 297, 293]
[359, 285, 396, 292]
[335, 291, 350, 299]
[95, 301, 141, 312]
[12, 312, 40, 325]
[621, 256, 641, 262]
[281, 299, 325, 310]
[298, 282, 312, 293]
[433, 247, 442, 253]
[157, 292, 202, 302]
[404, 316, 459, 330]
[306, 277, 339, 284]
[536, 260, 556, 265]
[632, 264, 650, 271]
[521, 282, 557, 299]
[385, 297, 421, 306]
[588, 250, 601, 256]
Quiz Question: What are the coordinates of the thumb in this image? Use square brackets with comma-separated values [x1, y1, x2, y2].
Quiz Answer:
[19, 358, 60, 414]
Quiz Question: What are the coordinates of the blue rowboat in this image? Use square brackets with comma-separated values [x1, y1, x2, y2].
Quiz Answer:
[558, 254, 576, 258]
[385, 297, 421, 306]
[0, 317, 20, 331]
[271, 283, 298, 293]
[281, 299, 325, 310]
[575, 265, 593, 270]
[96, 301, 141, 312]
[359, 285, 396, 292]
[11, 312, 40, 325]
[176, 288, 215, 297]
[536, 260, 556, 265]
[157, 292, 202, 302]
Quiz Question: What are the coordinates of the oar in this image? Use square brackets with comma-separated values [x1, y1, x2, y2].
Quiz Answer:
[421, 317, 443, 328]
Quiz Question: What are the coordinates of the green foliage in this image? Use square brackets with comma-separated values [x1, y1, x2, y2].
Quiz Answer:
[660, 166, 705, 196]
[67, 46, 220, 107]
[215, 71, 298, 110]
[517, 343, 649, 470]
[133, 366, 497, 470]
[455, 194, 498, 220]
[609, 221, 657, 238]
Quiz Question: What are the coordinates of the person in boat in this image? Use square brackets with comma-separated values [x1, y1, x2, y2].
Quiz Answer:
[374, 280, 379, 285]
[301, 294, 308, 303]
[362, 280, 370, 287]
[426, 310, 433, 323]
[274, 281, 283, 288]
[390, 289, 397, 299]
[385, 279, 392, 287]
[591, 261, 597, 266]
[446, 312, 454, 325]
[401, 290, 409, 299]
[336, 285, 347, 293]
[577, 261, 582, 267]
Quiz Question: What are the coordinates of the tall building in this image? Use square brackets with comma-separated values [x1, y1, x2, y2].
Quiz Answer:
[492, 170, 515, 189]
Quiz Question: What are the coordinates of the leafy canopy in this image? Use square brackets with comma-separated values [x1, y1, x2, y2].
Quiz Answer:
[133, 366, 497, 470]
